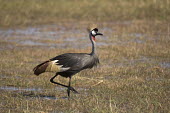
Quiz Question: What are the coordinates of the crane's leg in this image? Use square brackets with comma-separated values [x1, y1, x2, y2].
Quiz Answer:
[67, 77, 71, 97]
[50, 73, 78, 97]
[67, 77, 79, 97]
[50, 73, 68, 88]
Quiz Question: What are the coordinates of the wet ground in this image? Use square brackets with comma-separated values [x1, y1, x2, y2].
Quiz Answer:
[0, 23, 149, 48]
[0, 26, 113, 50]
[0, 86, 88, 100]
[0, 23, 169, 101]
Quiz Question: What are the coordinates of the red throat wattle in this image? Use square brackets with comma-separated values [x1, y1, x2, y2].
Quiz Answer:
[92, 36, 96, 41]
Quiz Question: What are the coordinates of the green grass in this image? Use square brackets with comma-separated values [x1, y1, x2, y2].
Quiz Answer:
[0, 0, 170, 27]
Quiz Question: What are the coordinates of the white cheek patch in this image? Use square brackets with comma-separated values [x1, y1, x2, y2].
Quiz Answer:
[91, 30, 96, 35]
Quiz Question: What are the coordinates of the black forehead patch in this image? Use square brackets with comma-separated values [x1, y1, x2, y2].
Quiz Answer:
[93, 28, 98, 32]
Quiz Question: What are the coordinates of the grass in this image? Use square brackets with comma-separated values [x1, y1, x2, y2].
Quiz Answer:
[0, 20, 170, 112]
[0, 0, 170, 112]
[0, 0, 170, 27]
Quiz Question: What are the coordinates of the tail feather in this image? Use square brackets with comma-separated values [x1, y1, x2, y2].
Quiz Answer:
[33, 61, 49, 75]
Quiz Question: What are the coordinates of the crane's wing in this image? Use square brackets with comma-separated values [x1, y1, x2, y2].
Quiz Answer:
[51, 53, 99, 70]
[50, 53, 86, 70]
[33, 53, 87, 75]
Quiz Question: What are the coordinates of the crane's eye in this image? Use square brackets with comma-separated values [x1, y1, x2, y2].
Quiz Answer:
[91, 30, 97, 35]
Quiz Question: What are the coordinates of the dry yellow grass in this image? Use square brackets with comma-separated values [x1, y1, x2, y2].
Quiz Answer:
[0, 0, 169, 27]
[0, 20, 169, 112]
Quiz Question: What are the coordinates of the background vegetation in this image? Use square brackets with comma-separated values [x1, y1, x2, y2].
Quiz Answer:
[0, 0, 169, 27]
[0, 0, 169, 113]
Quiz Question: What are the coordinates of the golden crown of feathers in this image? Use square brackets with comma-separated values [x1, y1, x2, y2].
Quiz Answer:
[87, 24, 98, 33]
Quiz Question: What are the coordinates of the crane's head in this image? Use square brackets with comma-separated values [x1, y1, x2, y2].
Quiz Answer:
[90, 28, 103, 41]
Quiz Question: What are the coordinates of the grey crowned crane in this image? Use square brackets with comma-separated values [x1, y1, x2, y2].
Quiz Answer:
[33, 28, 103, 97]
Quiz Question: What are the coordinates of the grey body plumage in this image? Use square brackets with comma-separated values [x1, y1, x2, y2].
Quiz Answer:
[33, 28, 103, 98]
[50, 53, 99, 77]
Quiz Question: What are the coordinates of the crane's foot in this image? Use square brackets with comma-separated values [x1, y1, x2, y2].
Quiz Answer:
[70, 87, 79, 93]
[67, 87, 79, 98]
[68, 86, 79, 94]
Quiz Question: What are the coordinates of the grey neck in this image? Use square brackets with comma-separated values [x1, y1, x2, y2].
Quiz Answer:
[89, 34, 97, 55]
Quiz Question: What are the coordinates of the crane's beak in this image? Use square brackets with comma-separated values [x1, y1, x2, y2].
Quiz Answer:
[96, 33, 103, 36]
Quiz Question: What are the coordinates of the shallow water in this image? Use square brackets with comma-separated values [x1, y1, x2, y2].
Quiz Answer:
[0, 86, 43, 92]
[0, 86, 87, 92]
[160, 62, 170, 68]
[19, 40, 48, 46]
[0, 86, 87, 100]
[0, 24, 146, 48]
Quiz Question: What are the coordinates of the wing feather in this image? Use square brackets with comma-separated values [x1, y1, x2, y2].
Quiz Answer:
[33, 60, 69, 75]
[33, 53, 99, 76]
[33, 60, 49, 75]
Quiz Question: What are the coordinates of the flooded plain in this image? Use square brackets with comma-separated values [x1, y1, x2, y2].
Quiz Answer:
[0, 21, 169, 113]
[0, 23, 152, 48]
[0, 23, 169, 98]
